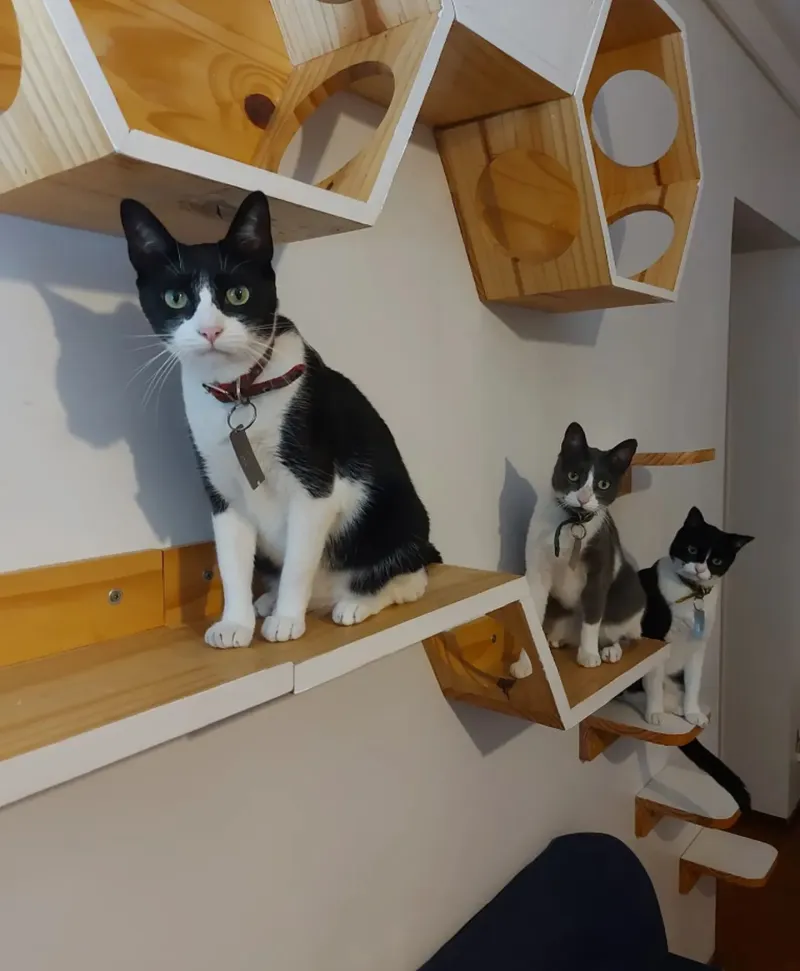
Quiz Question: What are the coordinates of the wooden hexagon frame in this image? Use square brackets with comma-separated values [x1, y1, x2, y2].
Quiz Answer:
[0, 0, 700, 313]
[437, 0, 702, 313]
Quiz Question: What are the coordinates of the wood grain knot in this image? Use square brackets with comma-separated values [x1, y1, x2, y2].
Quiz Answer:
[244, 93, 276, 130]
[477, 149, 580, 263]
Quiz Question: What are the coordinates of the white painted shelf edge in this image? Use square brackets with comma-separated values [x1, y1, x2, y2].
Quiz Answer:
[0, 663, 295, 812]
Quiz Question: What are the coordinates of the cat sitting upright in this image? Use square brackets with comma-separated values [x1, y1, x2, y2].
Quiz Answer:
[121, 191, 441, 648]
[526, 422, 645, 668]
[634, 507, 753, 727]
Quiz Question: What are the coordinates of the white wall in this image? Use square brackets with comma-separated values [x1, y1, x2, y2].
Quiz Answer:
[725, 248, 800, 818]
[1, 1, 800, 967]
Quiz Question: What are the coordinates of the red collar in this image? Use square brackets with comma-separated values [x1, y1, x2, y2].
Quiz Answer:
[203, 347, 306, 403]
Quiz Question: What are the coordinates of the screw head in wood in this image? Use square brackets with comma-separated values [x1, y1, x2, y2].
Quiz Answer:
[203, 570, 214, 582]
[108, 589, 123, 605]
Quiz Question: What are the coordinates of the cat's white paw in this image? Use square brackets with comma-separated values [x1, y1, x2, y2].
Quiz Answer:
[549, 639, 569, 649]
[646, 710, 664, 726]
[262, 614, 306, 642]
[254, 590, 278, 618]
[510, 651, 533, 679]
[600, 643, 623, 663]
[684, 709, 709, 728]
[577, 649, 602, 669]
[332, 599, 375, 626]
[205, 619, 254, 649]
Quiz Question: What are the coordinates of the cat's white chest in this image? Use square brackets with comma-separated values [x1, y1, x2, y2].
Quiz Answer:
[183, 377, 299, 562]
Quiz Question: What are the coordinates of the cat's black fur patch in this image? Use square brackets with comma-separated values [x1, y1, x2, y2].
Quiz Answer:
[669, 506, 753, 579]
[121, 191, 441, 597]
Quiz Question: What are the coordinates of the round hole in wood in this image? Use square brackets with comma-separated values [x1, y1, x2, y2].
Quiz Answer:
[275, 61, 394, 191]
[608, 208, 675, 278]
[244, 93, 276, 129]
[0, 0, 21, 113]
[477, 149, 580, 263]
[592, 71, 678, 167]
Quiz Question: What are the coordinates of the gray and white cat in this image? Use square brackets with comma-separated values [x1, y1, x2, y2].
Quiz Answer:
[526, 422, 645, 668]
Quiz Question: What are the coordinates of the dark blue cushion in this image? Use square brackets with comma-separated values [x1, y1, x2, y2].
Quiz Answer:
[420, 833, 674, 971]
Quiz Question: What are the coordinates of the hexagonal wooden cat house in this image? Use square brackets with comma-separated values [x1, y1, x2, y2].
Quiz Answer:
[0, 0, 447, 242]
[437, 0, 702, 312]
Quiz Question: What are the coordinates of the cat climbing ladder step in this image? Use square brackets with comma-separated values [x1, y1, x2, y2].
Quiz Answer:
[579, 697, 707, 762]
[635, 764, 740, 837]
[679, 829, 778, 894]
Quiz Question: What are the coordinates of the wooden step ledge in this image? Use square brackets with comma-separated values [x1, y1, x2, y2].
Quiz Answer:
[635, 764, 740, 838]
[679, 829, 778, 894]
[0, 562, 524, 810]
[580, 697, 707, 762]
[620, 450, 716, 496]
[424, 607, 666, 731]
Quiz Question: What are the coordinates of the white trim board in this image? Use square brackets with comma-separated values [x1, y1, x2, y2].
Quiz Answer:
[704, 0, 800, 118]
[0, 663, 295, 811]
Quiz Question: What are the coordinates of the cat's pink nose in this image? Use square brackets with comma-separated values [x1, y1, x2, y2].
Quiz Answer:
[199, 324, 223, 344]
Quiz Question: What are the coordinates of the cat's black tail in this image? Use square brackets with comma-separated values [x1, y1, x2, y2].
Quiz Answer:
[680, 739, 751, 812]
[425, 543, 443, 566]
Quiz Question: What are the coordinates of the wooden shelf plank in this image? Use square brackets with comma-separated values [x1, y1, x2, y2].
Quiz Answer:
[620, 449, 716, 496]
[0, 563, 526, 808]
[635, 764, 740, 837]
[553, 640, 664, 709]
[290, 565, 525, 691]
[580, 697, 706, 762]
[680, 829, 779, 894]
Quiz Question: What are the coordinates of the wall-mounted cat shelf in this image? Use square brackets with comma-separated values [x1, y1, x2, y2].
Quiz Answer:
[679, 829, 778, 895]
[0, 0, 701, 314]
[619, 449, 716, 496]
[635, 764, 740, 838]
[0, 544, 533, 808]
[422, 612, 666, 730]
[436, 0, 701, 312]
[579, 697, 708, 762]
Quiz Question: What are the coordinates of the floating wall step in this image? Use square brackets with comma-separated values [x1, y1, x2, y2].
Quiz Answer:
[619, 450, 717, 497]
[0, 550, 531, 808]
[423, 610, 667, 731]
[635, 764, 740, 838]
[679, 829, 779, 894]
[579, 697, 707, 762]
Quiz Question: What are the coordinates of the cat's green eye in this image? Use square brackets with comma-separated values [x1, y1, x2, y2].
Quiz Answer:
[164, 289, 188, 310]
[226, 286, 250, 307]
[711, 557, 723, 566]
[597, 479, 611, 490]
[567, 472, 580, 483]
[687, 546, 698, 556]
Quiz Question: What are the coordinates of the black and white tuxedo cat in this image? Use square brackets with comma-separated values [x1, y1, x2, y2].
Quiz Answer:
[635, 507, 753, 727]
[121, 192, 440, 647]
[526, 422, 645, 668]
[624, 507, 753, 811]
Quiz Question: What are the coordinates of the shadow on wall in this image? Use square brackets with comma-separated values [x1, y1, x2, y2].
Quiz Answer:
[0, 215, 211, 547]
[497, 459, 537, 574]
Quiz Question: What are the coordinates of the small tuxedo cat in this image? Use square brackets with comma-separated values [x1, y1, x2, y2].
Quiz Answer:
[624, 507, 754, 811]
[635, 507, 753, 727]
[526, 422, 645, 668]
[121, 191, 440, 647]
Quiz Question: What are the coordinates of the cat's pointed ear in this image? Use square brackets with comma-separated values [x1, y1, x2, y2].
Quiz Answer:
[685, 506, 705, 528]
[730, 533, 754, 550]
[561, 422, 588, 454]
[607, 438, 637, 473]
[120, 199, 178, 274]
[225, 191, 274, 263]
